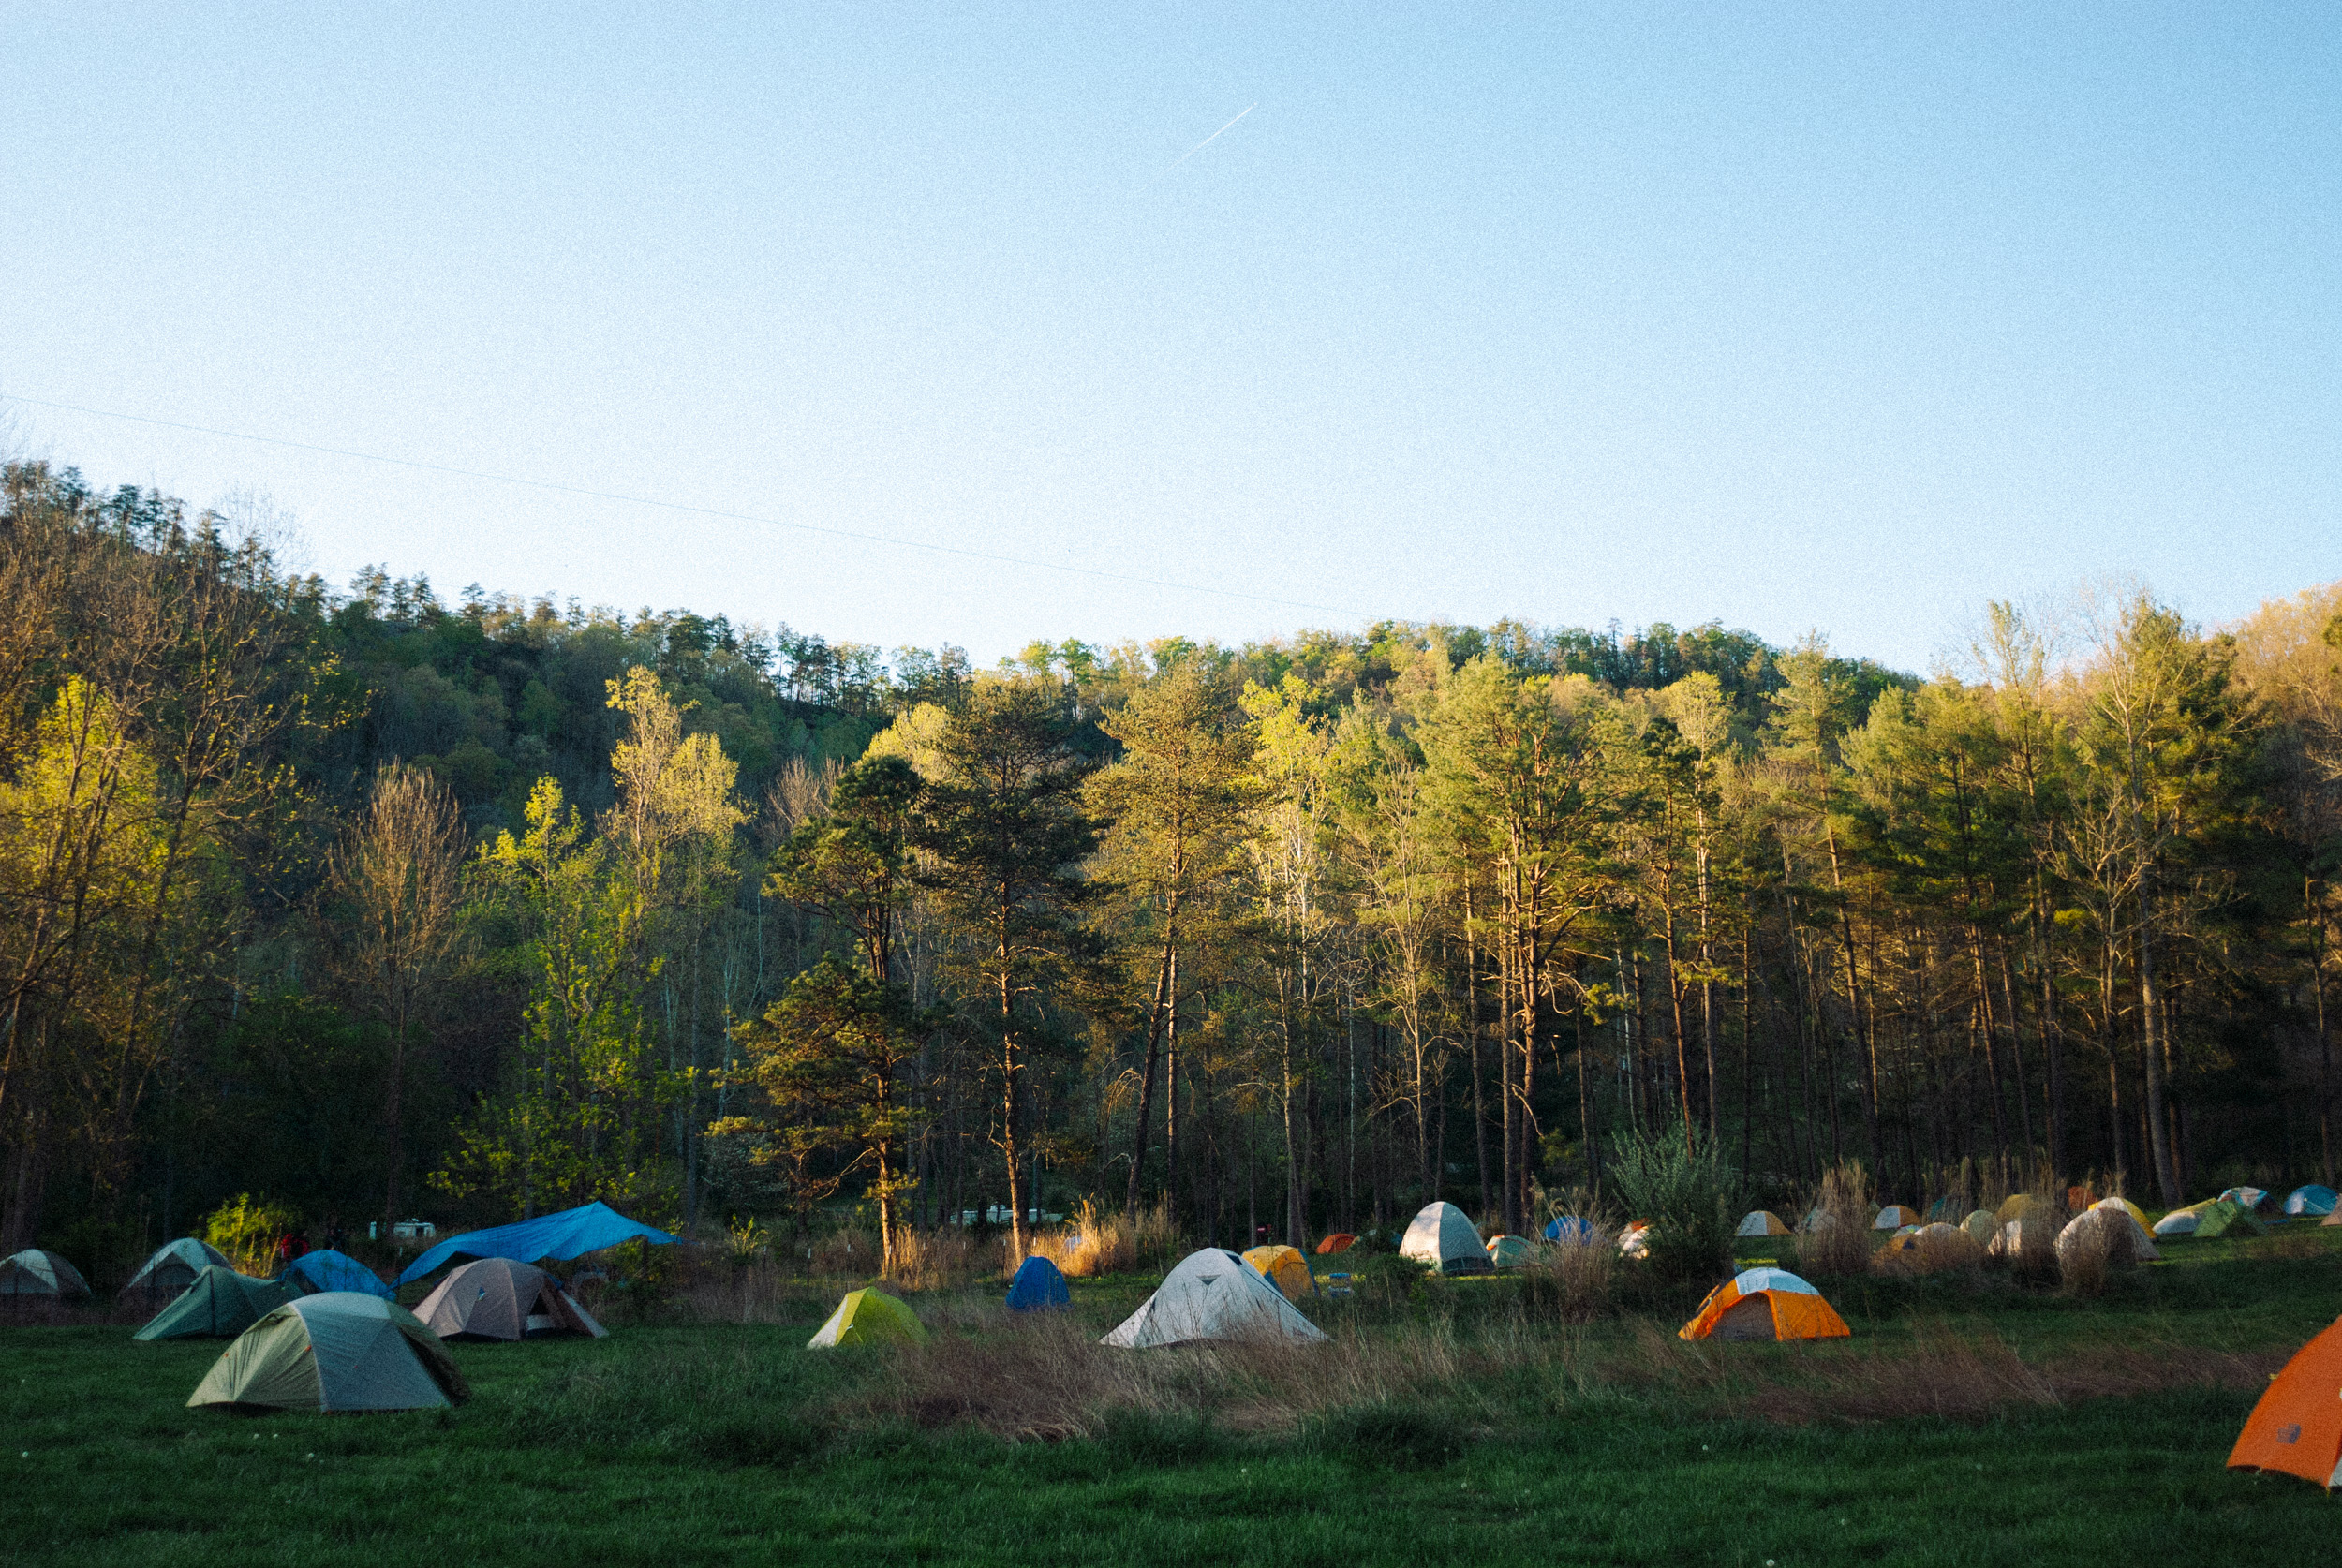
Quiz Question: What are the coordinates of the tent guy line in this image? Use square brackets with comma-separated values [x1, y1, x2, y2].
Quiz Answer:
[0, 392, 1371, 620]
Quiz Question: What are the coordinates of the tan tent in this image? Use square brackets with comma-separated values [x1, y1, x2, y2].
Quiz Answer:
[2055, 1205, 2159, 1267]
[413, 1258, 604, 1341]
[188, 1294, 467, 1413]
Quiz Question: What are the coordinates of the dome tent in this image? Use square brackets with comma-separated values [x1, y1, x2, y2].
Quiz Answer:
[1995, 1194, 2047, 1224]
[189, 1294, 467, 1413]
[1680, 1268, 1850, 1342]
[2093, 1196, 2152, 1231]
[134, 1267, 295, 1341]
[1313, 1234, 1356, 1256]
[1401, 1202, 1490, 1274]
[2285, 1186, 2338, 1218]
[1006, 1254, 1071, 1312]
[2219, 1186, 2268, 1212]
[1545, 1216, 1596, 1244]
[1873, 1206, 1920, 1231]
[414, 1258, 604, 1341]
[2231, 1317, 2342, 1487]
[1485, 1235, 1534, 1270]
[1736, 1211, 1790, 1237]
[1960, 1210, 1998, 1247]
[1242, 1244, 1317, 1300]
[276, 1250, 393, 1300]
[123, 1238, 231, 1302]
[808, 1289, 927, 1349]
[1102, 1249, 1327, 1349]
[0, 1250, 90, 1297]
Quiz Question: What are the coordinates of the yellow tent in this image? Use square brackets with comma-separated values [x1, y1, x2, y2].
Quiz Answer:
[1736, 1211, 1790, 1237]
[2094, 1195, 2151, 1232]
[1680, 1268, 1850, 1342]
[1995, 1193, 2048, 1223]
[807, 1288, 928, 1349]
[1241, 1244, 1316, 1301]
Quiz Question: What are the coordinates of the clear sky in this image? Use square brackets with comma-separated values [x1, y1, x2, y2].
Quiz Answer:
[4, 5, 2335, 673]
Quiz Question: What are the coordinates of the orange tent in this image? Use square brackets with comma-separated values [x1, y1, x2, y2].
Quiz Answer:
[1679, 1267, 1851, 1342]
[1313, 1234, 1356, 1256]
[2230, 1317, 2342, 1487]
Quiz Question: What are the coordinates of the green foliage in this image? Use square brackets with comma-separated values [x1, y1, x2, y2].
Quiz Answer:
[200, 1191, 299, 1274]
[1607, 1128, 1735, 1283]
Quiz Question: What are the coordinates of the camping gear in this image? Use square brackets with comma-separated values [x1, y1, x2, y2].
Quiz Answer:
[1102, 1248, 1327, 1349]
[1960, 1210, 1997, 1247]
[1005, 1255, 1071, 1313]
[123, 1238, 232, 1301]
[0, 1250, 90, 1297]
[1994, 1194, 2047, 1223]
[1619, 1220, 1652, 1258]
[276, 1250, 393, 1300]
[1736, 1211, 1790, 1238]
[1313, 1234, 1356, 1255]
[2219, 1186, 2269, 1212]
[1400, 1202, 1491, 1274]
[2092, 1196, 2152, 1231]
[413, 1258, 604, 1341]
[1873, 1206, 1920, 1231]
[2054, 1206, 2158, 1267]
[1485, 1235, 1534, 1270]
[1679, 1267, 1850, 1342]
[2286, 1186, 2338, 1218]
[1242, 1244, 1318, 1299]
[134, 1266, 295, 1341]
[2231, 1317, 2342, 1487]
[394, 1200, 677, 1286]
[1545, 1216, 1596, 1244]
[808, 1288, 927, 1349]
[189, 1294, 467, 1413]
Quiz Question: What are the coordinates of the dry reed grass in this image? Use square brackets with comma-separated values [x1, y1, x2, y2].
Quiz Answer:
[1019, 1199, 1139, 1278]
[1799, 1161, 1876, 1278]
[885, 1228, 984, 1292]
[1874, 1223, 1983, 1279]
[1525, 1221, 1615, 1320]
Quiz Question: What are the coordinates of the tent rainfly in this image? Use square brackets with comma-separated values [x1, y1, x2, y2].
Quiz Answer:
[1400, 1203, 1490, 1274]
[188, 1294, 467, 1413]
[1102, 1249, 1328, 1349]
[2231, 1317, 2342, 1487]
[808, 1289, 927, 1349]
[1243, 1244, 1317, 1300]
[1873, 1206, 1920, 1231]
[414, 1258, 604, 1341]
[123, 1238, 232, 1301]
[1679, 1268, 1850, 1342]
[277, 1250, 394, 1300]
[135, 1266, 295, 1341]
[395, 1201, 676, 1286]
[1485, 1235, 1534, 1270]
[2285, 1186, 2338, 1218]
[1736, 1211, 1790, 1238]
[0, 1250, 90, 1297]
[1005, 1255, 1071, 1313]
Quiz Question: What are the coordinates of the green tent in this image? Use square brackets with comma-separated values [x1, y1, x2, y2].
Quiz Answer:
[189, 1294, 467, 1413]
[807, 1288, 927, 1349]
[2192, 1199, 2267, 1239]
[1486, 1235, 1535, 1270]
[134, 1266, 295, 1341]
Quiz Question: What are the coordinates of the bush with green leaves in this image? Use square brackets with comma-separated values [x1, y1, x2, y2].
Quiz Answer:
[1606, 1128, 1736, 1284]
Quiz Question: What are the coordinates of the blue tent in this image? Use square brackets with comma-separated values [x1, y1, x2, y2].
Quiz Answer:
[2284, 1185, 2338, 1217]
[394, 1201, 677, 1286]
[276, 1250, 393, 1299]
[1005, 1254, 1071, 1312]
[1544, 1216, 1595, 1244]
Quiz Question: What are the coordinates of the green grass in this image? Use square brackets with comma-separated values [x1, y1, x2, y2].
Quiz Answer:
[8, 1230, 2342, 1566]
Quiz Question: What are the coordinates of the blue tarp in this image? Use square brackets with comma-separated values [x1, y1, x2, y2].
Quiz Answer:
[277, 1250, 393, 1299]
[1544, 1216, 1595, 1244]
[394, 1202, 677, 1286]
[2284, 1185, 2338, 1217]
[1005, 1254, 1071, 1312]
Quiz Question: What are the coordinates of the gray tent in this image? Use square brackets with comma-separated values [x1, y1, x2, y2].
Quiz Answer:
[123, 1237, 231, 1301]
[188, 1294, 468, 1413]
[413, 1258, 605, 1341]
[0, 1250, 90, 1297]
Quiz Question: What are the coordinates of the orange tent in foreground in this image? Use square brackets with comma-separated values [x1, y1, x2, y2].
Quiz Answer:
[2230, 1317, 2342, 1487]
[1680, 1267, 1851, 1342]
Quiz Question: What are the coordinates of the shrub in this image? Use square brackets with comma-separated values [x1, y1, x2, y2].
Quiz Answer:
[1607, 1129, 1735, 1284]
[200, 1192, 300, 1276]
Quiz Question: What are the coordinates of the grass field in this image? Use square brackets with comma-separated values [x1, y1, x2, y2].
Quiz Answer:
[8, 1230, 2342, 1566]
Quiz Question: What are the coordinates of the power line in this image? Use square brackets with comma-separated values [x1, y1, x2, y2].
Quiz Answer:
[0, 392, 1369, 620]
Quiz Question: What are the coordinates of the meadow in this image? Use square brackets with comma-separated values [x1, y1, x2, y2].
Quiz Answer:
[7, 1226, 2342, 1567]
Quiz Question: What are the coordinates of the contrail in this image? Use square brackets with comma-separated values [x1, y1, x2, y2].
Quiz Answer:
[1169, 104, 1254, 170]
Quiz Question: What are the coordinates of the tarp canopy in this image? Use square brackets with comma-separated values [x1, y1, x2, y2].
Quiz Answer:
[1680, 1268, 1850, 1342]
[124, 1238, 231, 1299]
[394, 1201, 676, 1285]
[1736, 1211, 1789, 1237]
[1102, 1249, 1327, 1349]
[1006, 1255, 1071, 1313]
[414, 1258, 605, 1340]
[277, 1250, 393, 1300]
[2231, 1316, 2342, 1487]
[2286, 1186, 2339, 1217]
[1243, 1244, 1317, 1299]
[0, 1250, 90, 1297]
[189, 1294, 467, 1413]
[808, 1288, 927, 1349]
[135, 1266, 296, 1341]
[1401, 1203, 1490, 1274]
[1486, 1235, 1534, 1270]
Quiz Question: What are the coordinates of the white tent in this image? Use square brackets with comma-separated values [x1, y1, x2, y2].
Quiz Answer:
[2055, 1204, 2159, 1266]
[1400, 1202, 1491, 1274]
[123, 1237, 231, 1299]
[1101, 1249, 1328, 1349]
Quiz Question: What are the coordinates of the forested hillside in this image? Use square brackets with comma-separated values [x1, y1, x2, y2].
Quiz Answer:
[3, 455, 2336, 1277]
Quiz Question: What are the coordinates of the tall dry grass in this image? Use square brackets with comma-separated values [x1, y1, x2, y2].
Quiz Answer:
[1799, 1161, 1876, 1278]
[1019, 1199, 1140, 1278]
[887, 1228, 985, 1292]
[1524, 1220, 1615, 1320]
[1874, 1222, 1983, 1280]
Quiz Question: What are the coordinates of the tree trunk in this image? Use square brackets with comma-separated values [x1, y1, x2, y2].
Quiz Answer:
[2137, 903, 2181, 1206]
[1122, 939, 1175, 1218]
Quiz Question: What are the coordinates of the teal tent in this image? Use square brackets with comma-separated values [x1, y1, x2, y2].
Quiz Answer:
[278, 1250, 393, 1299]
[135, 1266, 295, 1340]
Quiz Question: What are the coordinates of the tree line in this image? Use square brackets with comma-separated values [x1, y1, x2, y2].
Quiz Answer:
[2, 456, 2337, 1276]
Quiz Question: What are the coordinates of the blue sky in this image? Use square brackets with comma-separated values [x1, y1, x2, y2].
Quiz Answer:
[3, 5, 2335, 673]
